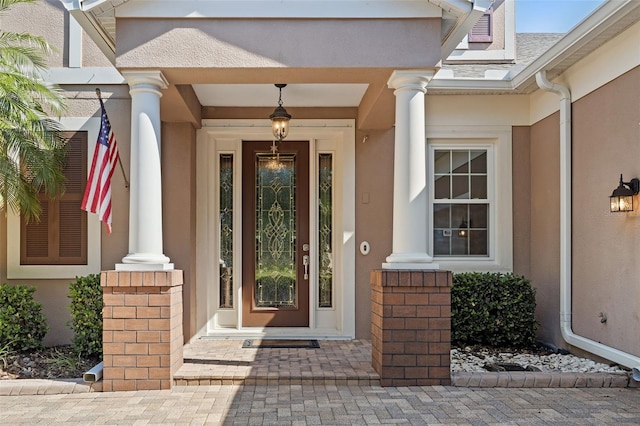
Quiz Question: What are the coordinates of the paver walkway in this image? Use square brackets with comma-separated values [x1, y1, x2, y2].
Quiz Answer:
[1, 384, 638, 425]
[177, 339, 633, 388]
[175, 339, 379, 385]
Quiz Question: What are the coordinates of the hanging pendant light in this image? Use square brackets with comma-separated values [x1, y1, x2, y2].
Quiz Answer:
[269, 83, 292, 142]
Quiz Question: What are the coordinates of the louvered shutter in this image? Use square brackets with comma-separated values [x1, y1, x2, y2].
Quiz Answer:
[21, 131, 88, 265]
[24, 200, 49, 259]
[58, 134, 87, 262]
[468, 9, 493, 43]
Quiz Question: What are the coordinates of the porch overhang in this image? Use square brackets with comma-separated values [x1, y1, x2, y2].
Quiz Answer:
[59, 0, 490, 66]
[59, 0, 490, 130]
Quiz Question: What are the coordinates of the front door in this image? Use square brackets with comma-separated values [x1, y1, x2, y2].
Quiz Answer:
[242, 141, 310, 327]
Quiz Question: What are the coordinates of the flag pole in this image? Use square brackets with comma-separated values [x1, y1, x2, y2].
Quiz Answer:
[96, 88, 130, 189]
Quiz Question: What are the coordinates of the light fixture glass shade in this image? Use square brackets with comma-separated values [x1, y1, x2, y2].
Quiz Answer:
[610, 194, 634, 212]
[610, 176, 635, 212]
[270, 106, 291, 141]
[269, 84, 292, 142]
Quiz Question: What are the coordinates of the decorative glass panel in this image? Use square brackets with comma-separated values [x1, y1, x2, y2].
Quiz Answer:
[318, 154, 333, 308]
[219, 154, 234, 308]
[255, 154, 297, 308]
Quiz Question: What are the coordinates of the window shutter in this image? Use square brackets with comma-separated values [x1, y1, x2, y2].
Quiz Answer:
[469, 9, 493, 43]
[21, 131, 88, 265]
[59, 199, 85, 259]
[58, 133, 88, 263]
[24, 200, 50, 259]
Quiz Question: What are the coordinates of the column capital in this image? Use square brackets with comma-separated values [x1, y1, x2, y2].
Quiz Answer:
[122, 70, 169, 93]
[387, 70, 434, 92]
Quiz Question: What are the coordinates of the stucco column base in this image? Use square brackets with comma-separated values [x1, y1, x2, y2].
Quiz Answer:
[371, 269, 452, 386]
[101, 270, 184, 392]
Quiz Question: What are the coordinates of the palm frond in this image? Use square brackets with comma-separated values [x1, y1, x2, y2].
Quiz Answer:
[0, 0, 68, 220]
[0, 0, 37, 15]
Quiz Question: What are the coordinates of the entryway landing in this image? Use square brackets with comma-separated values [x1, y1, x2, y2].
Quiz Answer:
[173, 339, 379, 386]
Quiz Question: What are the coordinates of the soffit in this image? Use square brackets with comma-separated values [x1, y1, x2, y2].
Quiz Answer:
[77, 0, 129, 46]
[192, 84, 369, 107]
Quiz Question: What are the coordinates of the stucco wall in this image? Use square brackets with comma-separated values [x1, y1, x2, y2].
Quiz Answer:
[571, 66, 640, 357]
[529, 112, 561, 347]
[2, 0, 65, 67]
[115, 18, 442, 70]
[2, 0, 111, 68]
[162, 123, 198, 342]
[354, 129, 394, 338]
[528, 66, 640, 358]
[512, 126, 531, 279]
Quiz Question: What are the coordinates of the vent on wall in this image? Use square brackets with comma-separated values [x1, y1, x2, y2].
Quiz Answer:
[469, 9, 493, 43]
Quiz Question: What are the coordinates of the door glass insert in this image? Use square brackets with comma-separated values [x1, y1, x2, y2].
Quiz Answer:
[255, 154, 297, 308]
[318, 154, 333, 308]
[219, 154, 234, 308]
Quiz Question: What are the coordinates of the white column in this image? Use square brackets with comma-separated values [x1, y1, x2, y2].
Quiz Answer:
[383, 70, 438, 270]
[117, 71, 172, 270]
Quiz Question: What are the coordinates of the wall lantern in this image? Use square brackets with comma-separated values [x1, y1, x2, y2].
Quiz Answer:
[269, 83, 292, 142]
[458, 218, 468, 237]
[610, 174, 640, 212]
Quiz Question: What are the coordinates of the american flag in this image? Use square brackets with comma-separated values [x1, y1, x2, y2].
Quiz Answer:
[82, 97, 120, 234]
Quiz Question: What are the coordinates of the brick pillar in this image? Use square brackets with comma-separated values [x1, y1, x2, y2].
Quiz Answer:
[101, 270, 183, 392]
[371, 269, 452, 386]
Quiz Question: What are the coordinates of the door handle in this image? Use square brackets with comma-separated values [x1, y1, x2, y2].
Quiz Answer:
[303, 254, 310, 280]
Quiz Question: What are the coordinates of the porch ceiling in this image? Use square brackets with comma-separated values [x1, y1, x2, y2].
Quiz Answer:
[192, 84, 369, 108]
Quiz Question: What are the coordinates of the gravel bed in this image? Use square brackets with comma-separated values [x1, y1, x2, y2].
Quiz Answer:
[451, 346, 629, 373]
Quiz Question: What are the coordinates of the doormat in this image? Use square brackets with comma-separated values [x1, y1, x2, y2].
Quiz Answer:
[242, 339, 320, 349]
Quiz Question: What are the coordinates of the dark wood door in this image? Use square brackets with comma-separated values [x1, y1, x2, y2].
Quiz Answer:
[242, 141, 310, 327]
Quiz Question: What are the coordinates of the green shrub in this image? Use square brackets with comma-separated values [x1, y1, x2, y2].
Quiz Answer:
[0, 284, 49, 352]
[68, 274, 103, 358]
[452, 272, 537, 347]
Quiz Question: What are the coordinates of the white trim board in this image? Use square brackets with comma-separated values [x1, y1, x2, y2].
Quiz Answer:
[117, 1, 442, 18]
[195, 119, 356, 339]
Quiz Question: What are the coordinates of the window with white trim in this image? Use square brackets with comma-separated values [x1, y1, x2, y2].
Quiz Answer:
[20, 131, 88, 265]
[427, 132, 512, 273]
[7, 117, 102, 279]
[433, 148, 490, 256]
